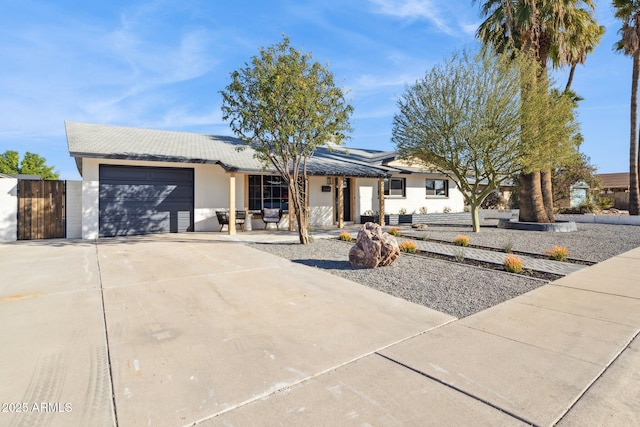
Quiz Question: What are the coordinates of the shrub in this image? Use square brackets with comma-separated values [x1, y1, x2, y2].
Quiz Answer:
[596, 195, 613, 210]
[388, 227, 401, 236]
[399, 207, 407, 215]
[454, 248, 465, 262]
[338, 231, 352, 242]
[419, 206, 428, 214]
[502, 240, 514, 253]
[399, 241, 417, 253]
[481, 190, 508, 209]
[443, 206, 452, 213]
[544, 245, 569, 262]
[453, 235, 469, 247]
[504, 255, 524, 273]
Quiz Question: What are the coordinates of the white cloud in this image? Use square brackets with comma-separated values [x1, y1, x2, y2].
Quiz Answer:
[368, 0, 455, 35]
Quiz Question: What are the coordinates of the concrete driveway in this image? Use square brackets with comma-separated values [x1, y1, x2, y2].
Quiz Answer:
[0, 234, 456, 427]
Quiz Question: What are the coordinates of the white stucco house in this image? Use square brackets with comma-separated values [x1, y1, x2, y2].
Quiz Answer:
[65, 121, 464, 239]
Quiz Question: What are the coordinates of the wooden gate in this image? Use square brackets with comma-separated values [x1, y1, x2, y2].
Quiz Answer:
[17, 180, 66, 240]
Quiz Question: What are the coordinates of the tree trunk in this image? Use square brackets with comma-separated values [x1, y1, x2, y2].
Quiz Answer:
[470, 203, 481, 233]
[289, 178, 310, 244]
[540, 169, 555, 222]
[565, 64, 576, 93]
[518, 173, 533, 222]
[518, 171, 549, 223]
[630, 51, 640, 216]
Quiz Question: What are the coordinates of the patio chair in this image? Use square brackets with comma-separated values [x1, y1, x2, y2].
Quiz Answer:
[216, 210, 246, 232]
[261, 208, 283, 230]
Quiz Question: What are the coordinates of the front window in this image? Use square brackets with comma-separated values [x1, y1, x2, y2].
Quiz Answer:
[426, 179, 448, 197]
[248, 175, 289, 211]
[383, 178, 406, 197]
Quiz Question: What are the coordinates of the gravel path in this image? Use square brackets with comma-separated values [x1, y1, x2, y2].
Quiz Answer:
[250, 223, 640, 318]
[403, 223, 640, 262]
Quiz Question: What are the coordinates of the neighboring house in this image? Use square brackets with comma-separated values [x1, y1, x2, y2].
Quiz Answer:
[597, 172, 630, 210]
[0, 173, 41, 180]
[569, 181, 590, 208]
[65, 121, 464, 239]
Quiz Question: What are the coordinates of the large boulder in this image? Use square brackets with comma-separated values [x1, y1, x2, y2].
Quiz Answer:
[349, 222, 400, 268]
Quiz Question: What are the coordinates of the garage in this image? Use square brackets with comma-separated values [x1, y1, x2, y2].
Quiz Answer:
[99, 165, 194, 237]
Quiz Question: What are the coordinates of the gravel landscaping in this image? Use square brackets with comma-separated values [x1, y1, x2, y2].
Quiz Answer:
[251, 238, 546, 318]
[250, 223, 640, 318]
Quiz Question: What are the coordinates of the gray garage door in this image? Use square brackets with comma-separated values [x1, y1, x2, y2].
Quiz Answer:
[99, 165, 194, 237]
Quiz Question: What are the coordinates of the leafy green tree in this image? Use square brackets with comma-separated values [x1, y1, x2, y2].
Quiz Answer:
[0, 150, 19, 174]
[0, 150, 59, 179]
[475, 0, 602, 222]
[613, 0, 640, 215]
[393, 49, 577, 232]
[220, 37, 353, 243]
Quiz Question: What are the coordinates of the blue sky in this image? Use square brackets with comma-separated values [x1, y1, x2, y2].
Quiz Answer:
[0, 0, 630, 179]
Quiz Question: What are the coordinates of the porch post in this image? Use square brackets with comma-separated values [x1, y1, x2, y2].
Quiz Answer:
[378, 177, 385, 227]
[337, 176, 344, 229]
[228, 173, 236, 235]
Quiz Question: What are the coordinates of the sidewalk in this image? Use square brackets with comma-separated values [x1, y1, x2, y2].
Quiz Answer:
[210, 246, 640, 426]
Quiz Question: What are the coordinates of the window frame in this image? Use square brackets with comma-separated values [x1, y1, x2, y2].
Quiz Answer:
[425, 178, 449, 198]
[248, 174, 290, 212]
[383, 177, 406, 198]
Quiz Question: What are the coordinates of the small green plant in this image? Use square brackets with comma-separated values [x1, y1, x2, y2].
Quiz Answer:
[454, 248, 465, 262]
[453, 235, 469, 247]
[399, 241, 417, 253]
[399, 207, 407, 215]
[502, 240, 514, 253]
[388, 227, 401, 236]
[544, 245, 569, 262]
[338, 231, 352, 242]
[443, 206, 452, 213]
[504, 255, 524, 273]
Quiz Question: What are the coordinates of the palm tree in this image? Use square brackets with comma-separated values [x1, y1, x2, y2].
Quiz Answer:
[475, 0, 601, 222]
[550, 10, 605, 92]
[613, 0, 640, 215]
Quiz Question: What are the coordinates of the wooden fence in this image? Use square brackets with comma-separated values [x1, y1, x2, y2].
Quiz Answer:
[17, 180, 66, 240]
[612, 192, 630, 210]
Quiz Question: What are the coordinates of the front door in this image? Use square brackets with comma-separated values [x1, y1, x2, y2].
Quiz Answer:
[335, 177, 351, 222]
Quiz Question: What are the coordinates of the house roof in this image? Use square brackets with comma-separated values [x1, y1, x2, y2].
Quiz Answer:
[596, 172, 629, 189]
[65, 121, 395, 178]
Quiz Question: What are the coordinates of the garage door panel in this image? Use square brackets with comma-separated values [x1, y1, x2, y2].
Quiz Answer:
[99, 184, 193, 200]
[99, 166, 194, 182]
[99, 165, 194, 237]
[100, 202, 194, 216]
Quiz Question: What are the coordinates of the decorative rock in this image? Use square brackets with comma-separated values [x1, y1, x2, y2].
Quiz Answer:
[411, 223, 428, 229]
[349, 222, 401, 268]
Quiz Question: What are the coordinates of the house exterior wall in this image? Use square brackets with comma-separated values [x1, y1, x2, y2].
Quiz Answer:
[0, 178, 18, 242]
[66, 180, 83, 239]
[79, 158, 465, 238]
[81, 158, 238, 239]
[354, 175, 464, 218]
[308, 176, 334, 225]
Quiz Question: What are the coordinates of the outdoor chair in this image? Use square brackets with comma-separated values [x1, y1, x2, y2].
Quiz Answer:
[216, 210, 246, 232]
[261, 208, 283, 230]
